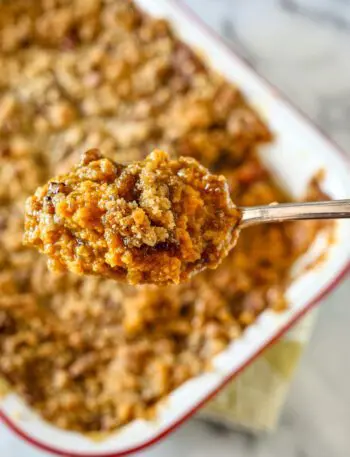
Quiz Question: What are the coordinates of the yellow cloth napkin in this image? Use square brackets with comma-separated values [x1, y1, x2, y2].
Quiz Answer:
[200, 311, 317, 432]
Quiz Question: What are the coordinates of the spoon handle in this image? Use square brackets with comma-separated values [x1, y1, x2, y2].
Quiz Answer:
[240, 199, 350, 229]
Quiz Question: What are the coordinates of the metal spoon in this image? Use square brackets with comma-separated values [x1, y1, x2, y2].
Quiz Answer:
[240, 199, 350, 228]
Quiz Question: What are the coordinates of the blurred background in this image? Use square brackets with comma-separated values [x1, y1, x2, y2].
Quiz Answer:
[1, 0, 350, 456]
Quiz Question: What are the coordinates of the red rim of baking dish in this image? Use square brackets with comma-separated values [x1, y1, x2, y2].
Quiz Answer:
[1, 1, 350, 455]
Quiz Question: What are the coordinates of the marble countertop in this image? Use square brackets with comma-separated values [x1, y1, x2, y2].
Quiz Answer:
[1, 0, 350, 456]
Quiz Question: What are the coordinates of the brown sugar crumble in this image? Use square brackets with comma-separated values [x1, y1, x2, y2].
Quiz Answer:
[24, 149, 241, 285]
[0, 0, 332, 434]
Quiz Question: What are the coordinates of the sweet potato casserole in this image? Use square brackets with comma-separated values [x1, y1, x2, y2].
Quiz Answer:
[23, 149, 241, 285]
[0, 0, 330, 432]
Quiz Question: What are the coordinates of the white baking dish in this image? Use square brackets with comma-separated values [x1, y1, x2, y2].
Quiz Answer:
[1, 0, 349, 455]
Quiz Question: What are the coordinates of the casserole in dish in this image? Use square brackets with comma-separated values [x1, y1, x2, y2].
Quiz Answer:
[0, 0, 349, 455]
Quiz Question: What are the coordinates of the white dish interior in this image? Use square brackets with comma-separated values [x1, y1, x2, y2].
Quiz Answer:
[1, 0, 349, 455]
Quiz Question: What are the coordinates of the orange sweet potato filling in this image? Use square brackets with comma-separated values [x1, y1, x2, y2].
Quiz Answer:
[24, 149, 241, 285]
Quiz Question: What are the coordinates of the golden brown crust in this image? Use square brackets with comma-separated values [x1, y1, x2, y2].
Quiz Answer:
[24, 149, 241, 285]
[0, 0, 332, 434]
